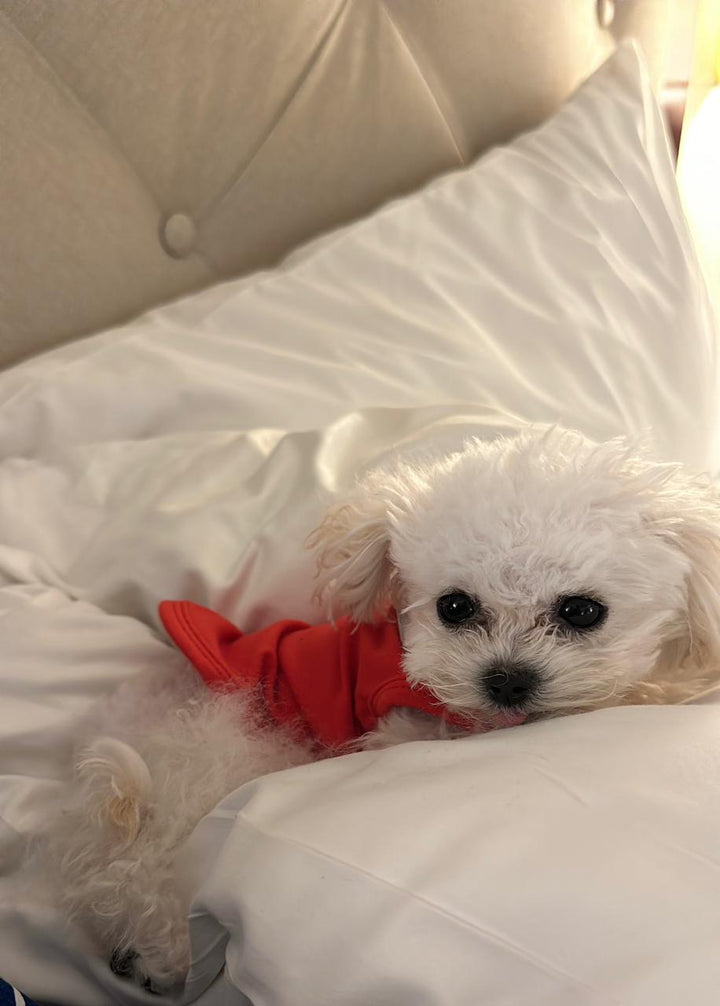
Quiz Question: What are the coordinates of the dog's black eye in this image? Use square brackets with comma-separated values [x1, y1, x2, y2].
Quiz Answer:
[437, 591, 477, 626]
[557, 596, 606, 630]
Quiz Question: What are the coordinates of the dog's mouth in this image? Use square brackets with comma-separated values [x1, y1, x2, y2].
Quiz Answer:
[487, 709, 528, 729]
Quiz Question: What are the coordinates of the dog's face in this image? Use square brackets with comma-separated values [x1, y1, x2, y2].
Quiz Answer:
[390, 441, 690, 723]
[311, 429, 720, 723]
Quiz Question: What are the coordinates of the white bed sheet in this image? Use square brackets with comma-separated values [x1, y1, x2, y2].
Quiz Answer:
[0, 43, 718, 1005]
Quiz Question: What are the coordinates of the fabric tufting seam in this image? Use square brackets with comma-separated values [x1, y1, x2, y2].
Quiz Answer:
[0, 10, 164, 220]
[377, 0, 466, 166]
[196, 0, 352, 231]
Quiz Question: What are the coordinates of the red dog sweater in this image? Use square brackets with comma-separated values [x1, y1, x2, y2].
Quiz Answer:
[159, 601, 474, 749]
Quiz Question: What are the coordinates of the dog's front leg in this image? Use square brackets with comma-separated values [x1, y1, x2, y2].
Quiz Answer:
[360, 708, 462, 750]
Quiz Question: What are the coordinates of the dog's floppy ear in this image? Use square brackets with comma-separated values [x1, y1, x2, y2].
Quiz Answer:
[589, 441, 720, 692]
[643, 471, 720, 698]
[307, 478, 395, 622]
[662, 502, 720, 671]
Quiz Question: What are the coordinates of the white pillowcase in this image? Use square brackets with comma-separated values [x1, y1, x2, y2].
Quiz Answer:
[1, 44, 717, 474]
[185, 705, 720, 1006]
[0, 41, 719, 1006]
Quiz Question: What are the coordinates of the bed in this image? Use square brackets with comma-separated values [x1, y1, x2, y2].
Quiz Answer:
[1, 2, 719, 1004]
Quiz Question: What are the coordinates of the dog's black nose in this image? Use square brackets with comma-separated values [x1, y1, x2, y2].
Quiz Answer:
[483, 665, 539, 708]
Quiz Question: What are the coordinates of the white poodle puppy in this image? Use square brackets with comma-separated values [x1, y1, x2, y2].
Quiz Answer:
[36, 427, 720, 992]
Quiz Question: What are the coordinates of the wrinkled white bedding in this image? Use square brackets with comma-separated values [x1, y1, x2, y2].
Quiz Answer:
[0, 44, 719, 1005]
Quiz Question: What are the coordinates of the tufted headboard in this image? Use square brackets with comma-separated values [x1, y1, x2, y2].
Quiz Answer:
[1, 0, 671, 368]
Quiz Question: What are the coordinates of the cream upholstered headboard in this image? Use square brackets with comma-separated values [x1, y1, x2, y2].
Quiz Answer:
[0, 0, 670, 368]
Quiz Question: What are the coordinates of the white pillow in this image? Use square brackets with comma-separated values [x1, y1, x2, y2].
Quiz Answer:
[1, 41, 719, 1006]
[184, 706, 720, 1006]
[1, 43, 717, 475]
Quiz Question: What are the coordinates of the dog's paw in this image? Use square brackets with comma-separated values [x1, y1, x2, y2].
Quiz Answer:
[109, 947, 165, 995]
[109, 947, 137, 979]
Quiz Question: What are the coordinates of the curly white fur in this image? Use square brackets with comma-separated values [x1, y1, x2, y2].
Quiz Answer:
[34, 427, 720, 991]
[35, 665, 314, 989]
[312, 428, 720, 712]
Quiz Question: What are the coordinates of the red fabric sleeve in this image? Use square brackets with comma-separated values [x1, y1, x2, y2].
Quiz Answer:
[159, 601, 363, 744]
[159, 601, 472, 747]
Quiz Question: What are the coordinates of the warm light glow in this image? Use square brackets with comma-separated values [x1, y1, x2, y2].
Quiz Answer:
[678, 86, 720, 297]
[697, 0, 720, 82]
[675, 0, 720, 305]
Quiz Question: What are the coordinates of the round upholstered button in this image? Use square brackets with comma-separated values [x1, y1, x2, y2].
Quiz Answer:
[597, 0, 615, 27]
[160, 213, 196, 259]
